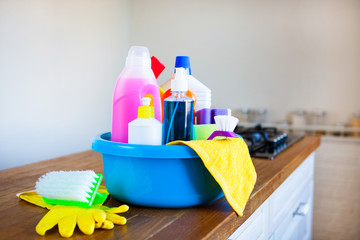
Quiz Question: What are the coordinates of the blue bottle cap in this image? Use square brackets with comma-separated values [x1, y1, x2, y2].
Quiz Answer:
[174, 56, 191, 75]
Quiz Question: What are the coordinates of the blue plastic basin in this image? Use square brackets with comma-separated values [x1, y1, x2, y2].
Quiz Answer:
[92, 132, 224, 208]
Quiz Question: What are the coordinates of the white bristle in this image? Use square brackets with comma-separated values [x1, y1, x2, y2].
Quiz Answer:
[214, 115, 239, 132]
[35, 170, 98, 203]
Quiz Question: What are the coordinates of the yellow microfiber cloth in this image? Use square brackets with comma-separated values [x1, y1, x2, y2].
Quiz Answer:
[168, 138, 257, 216]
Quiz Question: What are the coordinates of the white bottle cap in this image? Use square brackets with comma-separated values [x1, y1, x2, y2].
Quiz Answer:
[171, 67, 188, 92]
[138, 97, 153, 119]
[141, 97, 151, 106]
[126, 46, 151, 68]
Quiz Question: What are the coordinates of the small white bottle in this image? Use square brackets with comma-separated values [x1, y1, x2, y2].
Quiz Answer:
[128, 97, 163, 145]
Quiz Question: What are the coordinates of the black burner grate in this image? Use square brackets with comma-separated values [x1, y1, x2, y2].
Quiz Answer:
[235, 124, 304, 160]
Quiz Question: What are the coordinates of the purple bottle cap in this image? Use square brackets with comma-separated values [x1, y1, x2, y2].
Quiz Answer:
[196, 108, 231, 124]
[196, 108, 212, 124]
[211, 109, 231, 121]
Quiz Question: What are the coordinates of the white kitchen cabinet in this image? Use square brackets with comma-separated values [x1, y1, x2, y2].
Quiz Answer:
[227, 200, 269, 240]
[228, 153, 315, 240]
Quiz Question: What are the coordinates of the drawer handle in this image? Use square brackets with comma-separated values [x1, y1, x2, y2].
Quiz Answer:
[293, 202, 310, 217]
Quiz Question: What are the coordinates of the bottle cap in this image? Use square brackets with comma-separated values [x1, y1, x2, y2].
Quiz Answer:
[171, 68, 188, 92]
[138, 97, 153, 118]
[126, 46, 151, 68]
[174, 56, 191, 75]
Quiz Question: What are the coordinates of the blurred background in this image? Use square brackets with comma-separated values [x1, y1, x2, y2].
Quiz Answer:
[1, 0, 360, 170]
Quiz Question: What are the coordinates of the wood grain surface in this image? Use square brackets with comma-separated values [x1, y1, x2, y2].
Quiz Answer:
[0, 136, 320, 240]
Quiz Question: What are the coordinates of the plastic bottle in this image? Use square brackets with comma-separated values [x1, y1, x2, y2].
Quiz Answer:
[128, 97, 162, 145]
[161, 56, 211, 112]
[163, 68, 194, 144]
[161, 87, 196, 123]
[112, 46, 162, 143]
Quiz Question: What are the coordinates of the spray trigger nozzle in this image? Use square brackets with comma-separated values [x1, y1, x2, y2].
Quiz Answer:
[171, 67, 188, 92]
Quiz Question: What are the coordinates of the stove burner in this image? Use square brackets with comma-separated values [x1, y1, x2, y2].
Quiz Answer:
[234, 124, 303, 160]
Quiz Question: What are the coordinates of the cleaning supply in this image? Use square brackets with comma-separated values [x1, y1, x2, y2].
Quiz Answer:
[36, 205, 125, 237]
[128, 97, 162, 145]
[92, 132, 224, 207]
[35, 170, 107, 208]
[207, 115, 239, 140]
[161, 88, 196, 123]
[36, 204, 128, 237]
[195, 108, 212, 125]
[18, 186, 129, 237]
[192, 124, 217, 140]
[161, 56, 211, 112]
[17, 185, 109, 210]
[151, 56, 165, 79]
[168, 137, 257, 216]
[145, 56, 166, 108]
[112, 46, 162, 143]
[163, 67, 194, 144]
[16, 186, 129, 237]
[196, 108, 231, 124]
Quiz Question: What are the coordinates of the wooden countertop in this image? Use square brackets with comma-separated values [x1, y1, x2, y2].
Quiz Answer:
[0, 136, 320, 240]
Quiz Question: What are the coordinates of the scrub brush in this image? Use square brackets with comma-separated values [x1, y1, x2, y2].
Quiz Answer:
[207, 115, 239, 140]
[35, 170, 107, 208]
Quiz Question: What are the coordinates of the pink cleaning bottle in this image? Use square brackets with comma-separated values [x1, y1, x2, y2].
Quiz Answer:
[111, 46, 162, 143]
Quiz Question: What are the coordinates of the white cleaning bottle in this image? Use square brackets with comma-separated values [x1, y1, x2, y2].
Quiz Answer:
[161, 56, 211, 112]
[128, 97, 162, 145]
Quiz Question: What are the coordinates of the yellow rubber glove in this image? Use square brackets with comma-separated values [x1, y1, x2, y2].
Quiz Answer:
[17, 186, 128, 238]
[36, 204, 129, 238]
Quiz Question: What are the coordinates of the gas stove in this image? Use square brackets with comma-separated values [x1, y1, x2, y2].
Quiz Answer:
[234, 124, 304, 160]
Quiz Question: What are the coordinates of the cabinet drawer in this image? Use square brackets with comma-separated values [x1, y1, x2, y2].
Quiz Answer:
[228, 201, 268, 240]
[273, 178, 313, 240]
[269, 153, 314, 233]
[228, 152, 315, 240]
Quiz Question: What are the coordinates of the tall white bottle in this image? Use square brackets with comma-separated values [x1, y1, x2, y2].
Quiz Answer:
[128, 97, 163, 145]
[161, 56, 211, 112]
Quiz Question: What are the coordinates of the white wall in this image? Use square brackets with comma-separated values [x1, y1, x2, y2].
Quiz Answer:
[130, 0, 360, 124]
[1, 0, 359, 170]
[0, 0, 130, 169]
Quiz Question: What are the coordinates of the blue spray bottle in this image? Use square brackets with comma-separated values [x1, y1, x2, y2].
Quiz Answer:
[163, 68, 194, 144]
